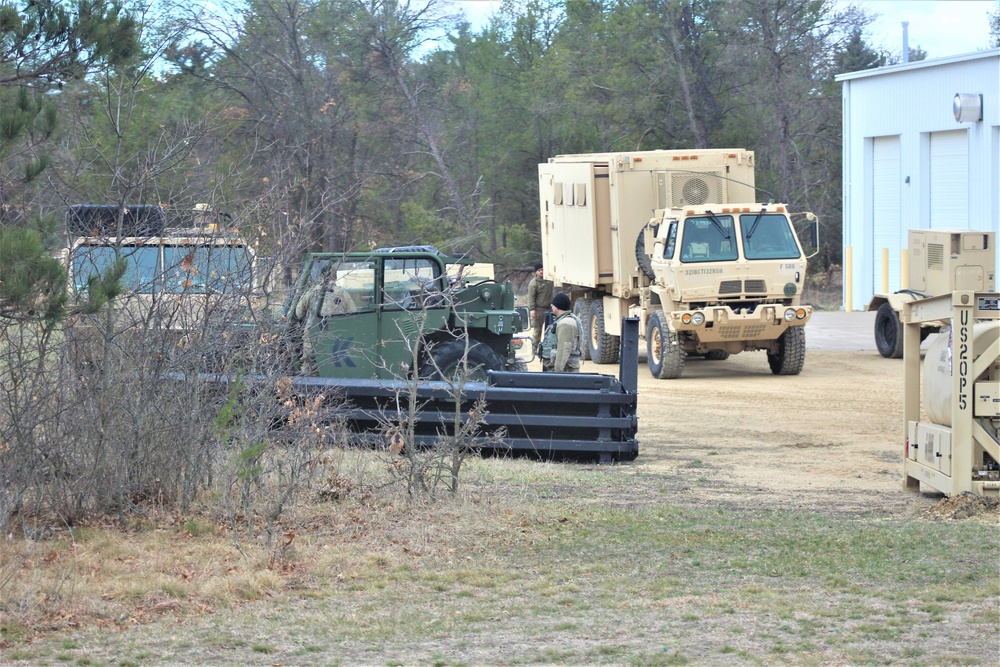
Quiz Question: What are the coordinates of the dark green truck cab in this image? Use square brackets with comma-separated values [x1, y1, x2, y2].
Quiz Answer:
[286, 248, 523, 380]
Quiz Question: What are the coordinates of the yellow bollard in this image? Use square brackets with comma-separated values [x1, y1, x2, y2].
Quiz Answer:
[900, 248, 908, 290]
[845, 246, 853, 311]
[881, 247, 889, 294]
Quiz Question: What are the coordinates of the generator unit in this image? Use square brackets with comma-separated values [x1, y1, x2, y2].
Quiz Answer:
[902, 291, 1000, 497]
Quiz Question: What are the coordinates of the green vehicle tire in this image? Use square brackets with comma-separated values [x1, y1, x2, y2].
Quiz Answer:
[419, 339, 504, 381]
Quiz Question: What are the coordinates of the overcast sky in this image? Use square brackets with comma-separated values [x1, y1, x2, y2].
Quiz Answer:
[443, 0, 997, 60]
[851, 0, 995, 59]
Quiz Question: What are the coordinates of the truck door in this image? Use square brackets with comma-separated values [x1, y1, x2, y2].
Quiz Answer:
[307, 259, 379, 378]
[378, 255, 449, 378]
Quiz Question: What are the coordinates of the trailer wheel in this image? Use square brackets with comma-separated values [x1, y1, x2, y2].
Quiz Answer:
[703, 350, 730, 361]
[573, 297, 592, 360]
[767, 326, 806, 375]
[588, 300, 620, 364]
[419, 340, 504, 381]
[646, 311, 685, 379]
[874, 302, 904, 358]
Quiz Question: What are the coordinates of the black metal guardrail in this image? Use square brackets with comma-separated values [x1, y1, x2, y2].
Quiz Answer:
[173, 318, 640, 463]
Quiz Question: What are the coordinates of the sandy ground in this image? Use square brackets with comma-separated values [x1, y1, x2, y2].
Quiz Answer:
[629, 348, 921, 516]
[588, 312, 990, 518]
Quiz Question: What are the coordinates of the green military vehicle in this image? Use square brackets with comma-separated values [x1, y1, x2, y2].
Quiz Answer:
[286, 247, 524, 380]
[276, 246, 639, 462]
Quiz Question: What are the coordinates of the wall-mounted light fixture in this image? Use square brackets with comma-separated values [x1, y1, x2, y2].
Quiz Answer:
[953, 93, 982, 122]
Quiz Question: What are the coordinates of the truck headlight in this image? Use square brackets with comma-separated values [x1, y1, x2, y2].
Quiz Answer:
[691, 311, 705, 326]
[784, 308, 796, 321]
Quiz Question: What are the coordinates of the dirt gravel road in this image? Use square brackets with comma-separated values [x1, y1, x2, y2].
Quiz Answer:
[605, 313, 970, 518]
[629, 348, 919, 515]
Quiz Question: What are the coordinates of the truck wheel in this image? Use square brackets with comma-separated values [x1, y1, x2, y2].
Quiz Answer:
[874, 302, 904, 358]
[573, 297, 592, 360]
[646, 311, 685, 379]
[588, 300, 620, 364]
[703, 350, 730, 361]
[767, 326, 806, 375]
[419, 340, 504, 381]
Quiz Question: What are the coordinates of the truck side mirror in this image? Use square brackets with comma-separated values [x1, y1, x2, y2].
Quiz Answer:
[795, 212, 820, 259]
[516, 305, 530, 332]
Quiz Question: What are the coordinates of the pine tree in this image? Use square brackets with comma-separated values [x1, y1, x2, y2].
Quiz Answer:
[0, 0, 139, 322]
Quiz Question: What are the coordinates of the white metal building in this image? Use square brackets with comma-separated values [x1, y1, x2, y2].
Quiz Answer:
[837, 49, 1000, 310]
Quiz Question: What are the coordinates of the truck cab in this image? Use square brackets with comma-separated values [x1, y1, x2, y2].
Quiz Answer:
[642, 203, 816, 377]
[288, 248, 523, 380]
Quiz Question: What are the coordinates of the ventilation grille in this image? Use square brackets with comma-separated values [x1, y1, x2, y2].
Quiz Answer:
[719, 280, 742, 295]
[672, 173, 723, 206]
[718, 279, 768, 296]
[926, 243, 944, 270]
[657, 172, 724, 207]
[718, 324, 767, 340]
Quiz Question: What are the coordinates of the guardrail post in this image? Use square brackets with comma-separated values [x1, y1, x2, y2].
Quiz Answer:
[619, 317, 639, 394]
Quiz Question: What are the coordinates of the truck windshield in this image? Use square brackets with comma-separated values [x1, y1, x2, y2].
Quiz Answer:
[680, 216, 738, 263]
[739, 214, 801, 260]
[162, 245, 252, 293]
[71, 245, 158, 294]
[72, 244, 253, 295]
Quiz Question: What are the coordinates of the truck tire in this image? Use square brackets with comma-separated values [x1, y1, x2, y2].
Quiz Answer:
[767, 326, 806, 375]
[703, 350, 730, 361]
[573, 297, 592, 360]
[588, 300, 620, 364]
[635, 228, 656, 282]
[647, 311, 685, 379]
[874, 302, 904, 359]
[419, 339, 504, 381]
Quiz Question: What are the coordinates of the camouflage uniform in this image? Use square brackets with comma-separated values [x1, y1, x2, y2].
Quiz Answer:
[294, 280, 356, 372]
[540, 312, 582, 372]
[527, 274, 554, 345]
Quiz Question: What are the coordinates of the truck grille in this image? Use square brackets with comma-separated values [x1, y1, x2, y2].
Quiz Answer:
[719, 279, 767, 296]
[719, 280, 742, 295]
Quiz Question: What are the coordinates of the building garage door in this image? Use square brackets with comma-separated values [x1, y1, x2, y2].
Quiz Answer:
[929, 130, 969, 228]
[872, 136, 901, 292]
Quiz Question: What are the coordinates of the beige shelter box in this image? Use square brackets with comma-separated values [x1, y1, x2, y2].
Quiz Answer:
[539, 149, 756, 294]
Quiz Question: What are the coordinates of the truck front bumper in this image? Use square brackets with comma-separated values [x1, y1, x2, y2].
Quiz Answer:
[668, 304, 811, 344]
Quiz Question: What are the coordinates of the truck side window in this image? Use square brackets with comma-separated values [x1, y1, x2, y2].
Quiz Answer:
[664, 222, 678, 259]
[336, 262, 376, 311]
[383, 258, 443, 310]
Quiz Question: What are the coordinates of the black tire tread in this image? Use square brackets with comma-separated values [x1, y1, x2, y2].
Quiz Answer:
[874, 302, 904, 359]
[647, 311, 685, 379]
[588, 300, 620, 364]
[767, 326, 806, 375]
[419, 339, 503, 380]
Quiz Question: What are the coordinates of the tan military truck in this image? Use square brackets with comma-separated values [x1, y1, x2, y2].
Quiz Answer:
[867, 229, 996, 358]
[539, 149, 817, 378]
[63, 204, 268, 365]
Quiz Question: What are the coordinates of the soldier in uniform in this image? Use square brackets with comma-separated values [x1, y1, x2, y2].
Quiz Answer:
[540, 292, 582, 372]
[294, 264, 357, 372]
[527, 261, 554, 347]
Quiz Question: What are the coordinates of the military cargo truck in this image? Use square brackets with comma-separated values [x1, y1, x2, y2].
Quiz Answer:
[62, 204, 269, 370]
[539, 149, 817, 378]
